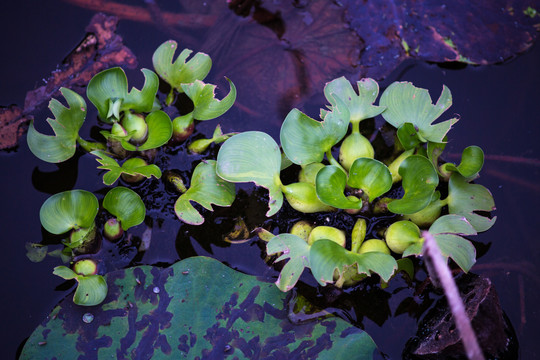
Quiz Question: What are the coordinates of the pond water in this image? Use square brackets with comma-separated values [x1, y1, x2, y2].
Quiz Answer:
[1, 1, 539, 359]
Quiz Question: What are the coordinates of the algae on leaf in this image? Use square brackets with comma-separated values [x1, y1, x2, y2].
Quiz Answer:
[21, 257, 378, 359]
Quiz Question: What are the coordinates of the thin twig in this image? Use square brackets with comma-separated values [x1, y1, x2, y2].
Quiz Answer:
[422, 231, 485, 360]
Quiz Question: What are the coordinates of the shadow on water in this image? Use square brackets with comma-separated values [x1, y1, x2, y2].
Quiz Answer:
[1, 0, 539, 359]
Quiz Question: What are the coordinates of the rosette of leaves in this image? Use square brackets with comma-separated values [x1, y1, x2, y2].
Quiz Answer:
[174, 160, 236, 225]
[323, 77, 386, 170]
[385, 215, 478, 272]
[103, 186, 146, 232]
[39, 190, 99, 250]
[21, 257, 378, 359]
[52, 264, 107, 307]
[87, 67, 172, 151]
[216, 131, 333, 217]
[379, 81, 459, 148]
[267, 233, 397, 291]
[27, 88, 105, 163]
[91, 150, 162, 185]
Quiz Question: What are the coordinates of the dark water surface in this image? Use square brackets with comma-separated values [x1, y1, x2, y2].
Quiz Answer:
[1, 1, 539, 359]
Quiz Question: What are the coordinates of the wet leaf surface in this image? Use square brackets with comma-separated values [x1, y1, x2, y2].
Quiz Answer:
[21, 256, 378, 359]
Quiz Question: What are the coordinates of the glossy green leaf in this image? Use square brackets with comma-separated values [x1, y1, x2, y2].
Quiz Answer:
[120, 110, 173, 151]
[175, 160, 236, 225]
[40, 190, 98, 235]
[87, 67, 159, 122]
[91, 151, 162, 186]
[21, 257, 377, 359]
[152, 40, 212, 91]
[267, 234, 311, 292]
[324, 76, 385, 123]
[182, 78, 236, 120]
[447, 173, 496, 232]
[441, 145, 484, 178]
[280, 96, 349, 165]
[348, 158, 392, 202]
[103, 187, 146, 231]
[310, 240, 397, 286]
[73, 275, 108, 306]
[282, 182, 335, 213]
[216, 131, 283, 217]
[380, 81, 458, 143]
[53, 266, 77, 280]
[427, 140, 446, 174]
[397, 123, 423, 150]
[388, 155, 439, 214]
[429, 214, 477, 236]
[315, 165, 362, 209]
[27, 88, 86, 163]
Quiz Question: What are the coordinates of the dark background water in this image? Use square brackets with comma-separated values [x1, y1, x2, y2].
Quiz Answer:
[1, 1, 539, 359]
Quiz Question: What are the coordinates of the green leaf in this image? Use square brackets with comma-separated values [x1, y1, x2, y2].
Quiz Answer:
[73, 275, 108, 306]
[388, 155, 439, 214]
[52, 266, 77, 280]
[447, 173, 496, 232]
[441, 145, 484, 178]
[87, 67, 158, 122]
[216, 131, 283, 217]
[379, 81, 458, 143]
[91, 151, 162, 186]
[280, 96, 350, 165]
[175, 160, 236, 225]
[120, 110, 173, 151]
[182, 78, 236, 120]
[103, 187, 146, 231]
[310, 240, 398, 286]
[21, 257, 378, 359]
[315, 165, 362, 209]
[429, 214, 477, 236]
[324, 76, 385, 123]
[152, 40, 212, 91]
[348, 158, 392, 202]
[40, 190, 99, 235]
[27, 88, 86, 163]
[396, 123, 423, 150]
[267, 234, 311, 292]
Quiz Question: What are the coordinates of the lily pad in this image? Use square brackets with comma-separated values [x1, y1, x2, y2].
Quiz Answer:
[152, 40, 212, 92]
[447, 173, 496, 232]
[324, 76, 385, 123]
[280, 95, 349, 165]
[39, 190, 98, 235]
[27, 88, 86, 163]
[379, 81, 458, 143]
[216, 131, 283, 217]
[175, 160, 236, 225]
[21, 257, 378, 359]
[388, 155, 439, 215]
[103, 187, 146, 231]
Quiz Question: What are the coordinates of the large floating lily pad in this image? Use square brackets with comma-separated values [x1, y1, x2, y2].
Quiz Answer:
[21, 257, 378, 359]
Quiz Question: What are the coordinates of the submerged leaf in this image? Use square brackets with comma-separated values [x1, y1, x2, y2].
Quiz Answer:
[103, 187, 146, 231]
[40, 190, 98, 235]
[175, 160, 236, 225]
[27, 88, 86, 163]
[280, 96, 350, 165]
[152, 40, 212, 91]
[217, 131, 283, 216]
[380, 82, 458, 143]
[21, 257, 378, 358]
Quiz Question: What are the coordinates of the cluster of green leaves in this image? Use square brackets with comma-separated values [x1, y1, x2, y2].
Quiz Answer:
[212, 76, 495, 290]
[26, 40, 237, 305]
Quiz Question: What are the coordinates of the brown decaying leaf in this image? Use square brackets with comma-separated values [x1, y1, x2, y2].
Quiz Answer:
[1, 13, 137, 150]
